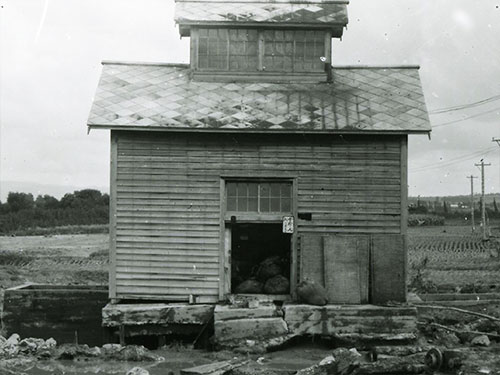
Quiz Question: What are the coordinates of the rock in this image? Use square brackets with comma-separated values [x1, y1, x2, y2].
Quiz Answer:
[264, 275, 290, 294]
[104, 345, 164, 362]
[235, 279, 264, 294]
[43, 338, 57, 349]
[436, 331, 460, 347]
[102, 343, 122, 354]
[127, 367, 150, 375]
[296, 280, 328, 306]
[319, 356, 335, 366]
[54, 344, 96, 360]
[6, 334, 20, 346]
[471, 335, 490, 347]
[19, 338, 45, 354]
[88, 346, 101, 357]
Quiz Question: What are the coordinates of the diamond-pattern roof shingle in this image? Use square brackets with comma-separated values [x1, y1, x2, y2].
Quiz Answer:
[87, 62, 431, 134]
[175, 0, 348, 32]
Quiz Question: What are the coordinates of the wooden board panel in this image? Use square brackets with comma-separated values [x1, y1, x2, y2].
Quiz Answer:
[113, 132, 402, 302]
[371, 234, 406, 303]
[323, 235, 369, 304]
[299, 235, 324, 286]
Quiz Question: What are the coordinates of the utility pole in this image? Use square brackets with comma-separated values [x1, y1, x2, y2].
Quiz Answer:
[493, 138, 500, 208]
[475, 159, 491, 240]
[467, 175, 478, 232]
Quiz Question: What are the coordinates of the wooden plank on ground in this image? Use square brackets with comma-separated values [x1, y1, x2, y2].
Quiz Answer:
[181, 359, 249, 375]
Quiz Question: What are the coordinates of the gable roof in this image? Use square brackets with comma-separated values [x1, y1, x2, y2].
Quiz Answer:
[175, 0, 349, 37]
[87, 62, 431, 134]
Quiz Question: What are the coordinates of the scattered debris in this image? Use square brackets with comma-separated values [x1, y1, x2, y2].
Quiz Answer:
[422, 322, 500, 341]
[181, 359, 249, 375]
[425, 348, 465, 372]
[471, 335, 491, 347]
[418, 304, 500, 323]
[126, 367, 150, 375]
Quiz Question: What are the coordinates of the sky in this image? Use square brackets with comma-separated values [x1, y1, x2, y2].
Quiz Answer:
[0, 0, 499, 201]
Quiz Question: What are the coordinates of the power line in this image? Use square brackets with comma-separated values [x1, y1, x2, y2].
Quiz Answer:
[411, 146, 497, 173]
[429, 93, 500, 114]
[432, 106, 500, 128]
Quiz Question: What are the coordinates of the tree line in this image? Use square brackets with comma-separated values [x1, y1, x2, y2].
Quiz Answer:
[0, 189, 109, 234]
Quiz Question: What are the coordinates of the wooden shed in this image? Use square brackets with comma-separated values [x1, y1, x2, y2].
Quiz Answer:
[87, 0, 431, 307]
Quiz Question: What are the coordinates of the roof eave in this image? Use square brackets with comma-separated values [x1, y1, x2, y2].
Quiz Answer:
[87, 123, 431, 135]
[177, 21, 347, 37]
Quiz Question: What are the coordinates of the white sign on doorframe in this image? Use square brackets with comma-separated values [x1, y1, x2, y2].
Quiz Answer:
[282, 216, 294, 234]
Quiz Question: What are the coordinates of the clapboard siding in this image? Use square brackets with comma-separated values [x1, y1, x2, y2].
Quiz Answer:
[113, 131, 403, 301]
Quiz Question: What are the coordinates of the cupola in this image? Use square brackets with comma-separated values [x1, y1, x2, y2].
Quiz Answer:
[174, 0, 349, 81]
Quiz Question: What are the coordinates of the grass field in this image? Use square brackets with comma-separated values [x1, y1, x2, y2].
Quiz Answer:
[1, 223, 499, 293]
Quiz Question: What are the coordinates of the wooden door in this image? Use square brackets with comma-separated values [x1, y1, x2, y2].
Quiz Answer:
[371, 234, 406, 303]
[323, 235, 369, 304]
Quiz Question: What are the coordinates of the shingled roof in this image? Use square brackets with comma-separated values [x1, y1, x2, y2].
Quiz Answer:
[87, 62, 431, 134]
[175, 0, 349, 37]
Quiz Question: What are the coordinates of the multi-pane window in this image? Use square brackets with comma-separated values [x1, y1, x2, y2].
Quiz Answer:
[226, 182, 292, 213]
[198, 29, 258, 71]
[196, 28, 325, 73]
[262, 30, 324, 72]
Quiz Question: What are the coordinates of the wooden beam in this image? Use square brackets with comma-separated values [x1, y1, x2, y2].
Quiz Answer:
[109, 131, 118, 299]
[218, 178, 226, 301]
[400, 135, 408, 299]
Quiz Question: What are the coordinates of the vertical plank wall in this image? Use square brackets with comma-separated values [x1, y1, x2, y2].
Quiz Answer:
[111, 131, 404, 302]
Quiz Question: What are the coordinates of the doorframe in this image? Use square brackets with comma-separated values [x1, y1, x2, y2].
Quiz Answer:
[218, 176, 298, 301]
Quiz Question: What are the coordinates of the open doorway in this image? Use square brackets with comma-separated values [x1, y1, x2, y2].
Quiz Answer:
[230, 223, 291, 295]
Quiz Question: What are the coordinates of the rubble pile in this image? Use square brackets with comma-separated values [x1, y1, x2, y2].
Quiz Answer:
[0, 333, 164, 362]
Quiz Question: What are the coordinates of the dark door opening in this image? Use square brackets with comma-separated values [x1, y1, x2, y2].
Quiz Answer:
[230, 223, 291, 295]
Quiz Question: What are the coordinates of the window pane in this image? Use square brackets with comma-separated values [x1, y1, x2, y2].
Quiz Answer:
[271, 197, 281, 212]
[248, 183, 258, 197]
[237, 196, 247, 212]
[281, 198, 291, 212]
[260, 196, 270, 212]
[227, 183, 237, 197]
[260, 183, 270, 198]
[248, 197, 258, 212]
[281, 183, 291, 198]
[270, 184, 280, 197]
[237, 183, 247, 197]
[227, 197, 236, 211]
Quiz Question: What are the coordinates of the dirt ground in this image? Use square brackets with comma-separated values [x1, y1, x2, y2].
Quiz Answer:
[0, 234, 108, 289]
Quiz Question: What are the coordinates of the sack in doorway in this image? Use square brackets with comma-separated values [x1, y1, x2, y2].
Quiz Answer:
[296, 279, 328, 306]
[264, 275, 290, 294]
[235, 279, 264, 294]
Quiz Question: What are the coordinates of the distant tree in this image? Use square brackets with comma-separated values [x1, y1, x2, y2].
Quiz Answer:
[494, 198, 499, 213]
[443, 200, 448, 214]
[35, 194, 59, 209]
[6, 192, 34, 212]
[60, 189, 103, 209]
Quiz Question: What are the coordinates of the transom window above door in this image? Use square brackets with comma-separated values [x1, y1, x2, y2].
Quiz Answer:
[226, 181, 292, 213]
